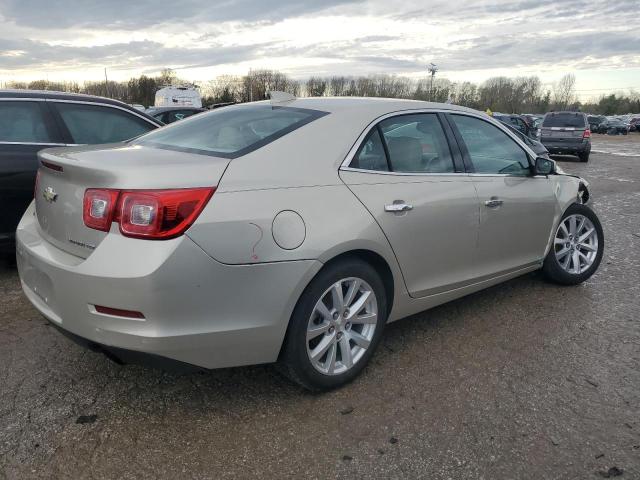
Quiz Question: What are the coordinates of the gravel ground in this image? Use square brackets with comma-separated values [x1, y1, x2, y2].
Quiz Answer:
[1, 145, 639, 479]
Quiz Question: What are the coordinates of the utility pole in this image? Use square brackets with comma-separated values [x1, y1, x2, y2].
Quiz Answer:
[427, 63, 438, 101]
[104, 68, 109, 97]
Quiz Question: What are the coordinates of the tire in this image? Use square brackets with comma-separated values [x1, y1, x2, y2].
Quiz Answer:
[279, 257, 387, 391]
[542, 203, 604, 286]
[578, 151, 590, 162]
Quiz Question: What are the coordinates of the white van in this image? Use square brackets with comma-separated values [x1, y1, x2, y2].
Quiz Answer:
[154, 86, 202, 108]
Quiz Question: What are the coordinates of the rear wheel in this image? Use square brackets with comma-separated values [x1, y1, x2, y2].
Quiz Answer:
[579, 151, 590, 162]
[280, 258, 387, 391]
[542, 203, 603, 285]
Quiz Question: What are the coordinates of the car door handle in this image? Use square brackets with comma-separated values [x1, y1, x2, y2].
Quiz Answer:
[385, 202, 413, 213]
[484, 197, 504, 208]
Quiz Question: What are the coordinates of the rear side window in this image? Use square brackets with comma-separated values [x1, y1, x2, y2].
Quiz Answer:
[543, 113, 586, 128]
[135, 104, 329, 158]
[54, 103, 155, 144]
[0, 101, 55, 143]
[380, 114, 454, 173]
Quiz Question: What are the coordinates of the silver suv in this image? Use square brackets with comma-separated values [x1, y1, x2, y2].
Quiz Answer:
[539, 111, 591, 162]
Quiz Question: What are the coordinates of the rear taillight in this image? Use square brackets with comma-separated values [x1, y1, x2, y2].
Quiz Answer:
[83, 187, 214, 239]
[83, 189, 120, 232]
[583, 129, 591, 138]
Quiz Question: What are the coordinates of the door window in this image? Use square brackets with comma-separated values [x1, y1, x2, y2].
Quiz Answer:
[0, 101, 55, 143]
[351, 128, 389, 171]
[380, 114, 454, 173]
[54, 103, 155, 144]
[349, 113, 455, 173]
[450, 115, 531, 176]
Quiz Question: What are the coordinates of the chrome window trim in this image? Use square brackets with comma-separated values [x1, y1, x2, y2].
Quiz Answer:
[48, 99, 159, 126]
[0, 97, 47, 102]
[0, 141, 67, 146]
[339, 107, 539, 177]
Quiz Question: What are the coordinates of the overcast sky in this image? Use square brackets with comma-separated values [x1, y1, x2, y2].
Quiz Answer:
[1, 0, 638, 98]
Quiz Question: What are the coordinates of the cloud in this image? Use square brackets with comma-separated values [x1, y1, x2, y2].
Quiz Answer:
[0, 0, 363, 29]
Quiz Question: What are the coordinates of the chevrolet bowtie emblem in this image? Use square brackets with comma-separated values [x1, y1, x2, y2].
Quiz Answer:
[43, 187, 58, 203]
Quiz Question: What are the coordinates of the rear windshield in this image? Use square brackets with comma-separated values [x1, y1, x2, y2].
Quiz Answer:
[542, 113, 586, 128]
[135, 104, 328, 158]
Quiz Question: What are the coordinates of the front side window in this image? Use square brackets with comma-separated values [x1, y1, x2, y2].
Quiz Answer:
[351, 128, 389, 171]
[135, 104, 328, 158]
[54, 103, 154, 144]
[450, 115, 531, 176]
[0, 101, 55, 143]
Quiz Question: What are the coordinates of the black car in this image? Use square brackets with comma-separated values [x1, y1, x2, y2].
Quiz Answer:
[499, 120, 550, 158]
[0, 90, 162, 254]
[493, 113, 535, 138]
[145, 106, 205, 124]
[587, 115, 606, 132]
[539, 112, 591, 162]
[596, 119, 629, 135]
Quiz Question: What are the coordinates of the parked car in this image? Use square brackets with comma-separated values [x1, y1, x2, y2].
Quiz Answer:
[493, 113, 535, 138]
[587, 115, 606, 132]
[596, 119, 629, 135]
[146, 106, 205, 124]
[629, 117, 640, 132]
[539, 112, 591, 162]
[499, 121, 550, 158]
[16, 97, 603, 391]
[0, 90, 162, 254]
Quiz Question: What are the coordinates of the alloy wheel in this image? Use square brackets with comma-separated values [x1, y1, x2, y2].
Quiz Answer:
[553, 214, 599, 274]
[306, 277, 378, 375]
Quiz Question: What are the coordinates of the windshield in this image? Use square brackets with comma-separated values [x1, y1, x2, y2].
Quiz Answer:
[542, 113, 586, 128]
[135, 104, 328, 158]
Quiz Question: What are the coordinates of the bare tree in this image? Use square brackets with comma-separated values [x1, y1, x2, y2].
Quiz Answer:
[552, 74, 576, 110]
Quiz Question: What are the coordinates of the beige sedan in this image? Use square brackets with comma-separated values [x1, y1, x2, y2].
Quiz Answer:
[17, 95, 603, 391]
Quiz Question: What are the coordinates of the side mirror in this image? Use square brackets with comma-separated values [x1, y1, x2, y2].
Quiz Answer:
[534, 156, 555, 175]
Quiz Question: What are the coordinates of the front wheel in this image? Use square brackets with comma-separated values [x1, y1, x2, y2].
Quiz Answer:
[279, 258, 387, 391]
[542, 203, 604, 285]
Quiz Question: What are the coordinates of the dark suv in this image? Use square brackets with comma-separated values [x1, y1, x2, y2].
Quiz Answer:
[539, 112, 591, 162]
[0, 90, 162, 254]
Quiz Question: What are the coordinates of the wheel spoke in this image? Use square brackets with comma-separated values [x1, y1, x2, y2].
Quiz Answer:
[572, 251, 581, 274]
[556, 246, 571, 259]
[554, 237, 567, 245]
[579, 242, 597, 252]
[326, 343, 337, 374]
[578, 228, 595, 243]
[343, 279, 361, 308]
[339, 336, 353, 369]
[347, 290, 371, 318]
[561, 254, 571, 271]
[349, 330, 371, 349]
[559, 222, 569, 238]
[569, 215, 577, 235]
[307, 322, 330, 341]
[351, 312, 377, 325]
[576, 216, 586, 235]
[310, 334, 335, 361]
[315, 300, 332, 321]
[331, 282, 344, 310]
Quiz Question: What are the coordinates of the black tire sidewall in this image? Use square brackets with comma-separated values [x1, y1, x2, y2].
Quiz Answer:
[281, 258, 387, 391]
[542, 203, 604, 285]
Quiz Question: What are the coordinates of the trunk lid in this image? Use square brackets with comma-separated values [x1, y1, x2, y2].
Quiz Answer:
[35, 143, 230, 258]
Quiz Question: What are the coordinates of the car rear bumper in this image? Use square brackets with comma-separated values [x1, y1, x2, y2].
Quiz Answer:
[16, 202, 322, 369]
[541, 138, 590, 154]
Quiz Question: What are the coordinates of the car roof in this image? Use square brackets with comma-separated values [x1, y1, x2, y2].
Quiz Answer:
[0, 89, 162, 124]
[274, 96, 474, 113]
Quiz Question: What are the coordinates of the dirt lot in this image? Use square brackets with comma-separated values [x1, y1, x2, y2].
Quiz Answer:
[1, 140, 639, 479]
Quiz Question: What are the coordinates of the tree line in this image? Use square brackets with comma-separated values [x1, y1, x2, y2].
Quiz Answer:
[3, 69, 638, 115]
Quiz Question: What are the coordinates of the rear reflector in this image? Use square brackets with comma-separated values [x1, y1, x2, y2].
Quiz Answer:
[583, 129, 591, 138]
[94, 305, 145, 319]
[83, 187, 214, 239]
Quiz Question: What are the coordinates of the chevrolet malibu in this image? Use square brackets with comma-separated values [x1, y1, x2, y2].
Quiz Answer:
[17, 96, 604, 391]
